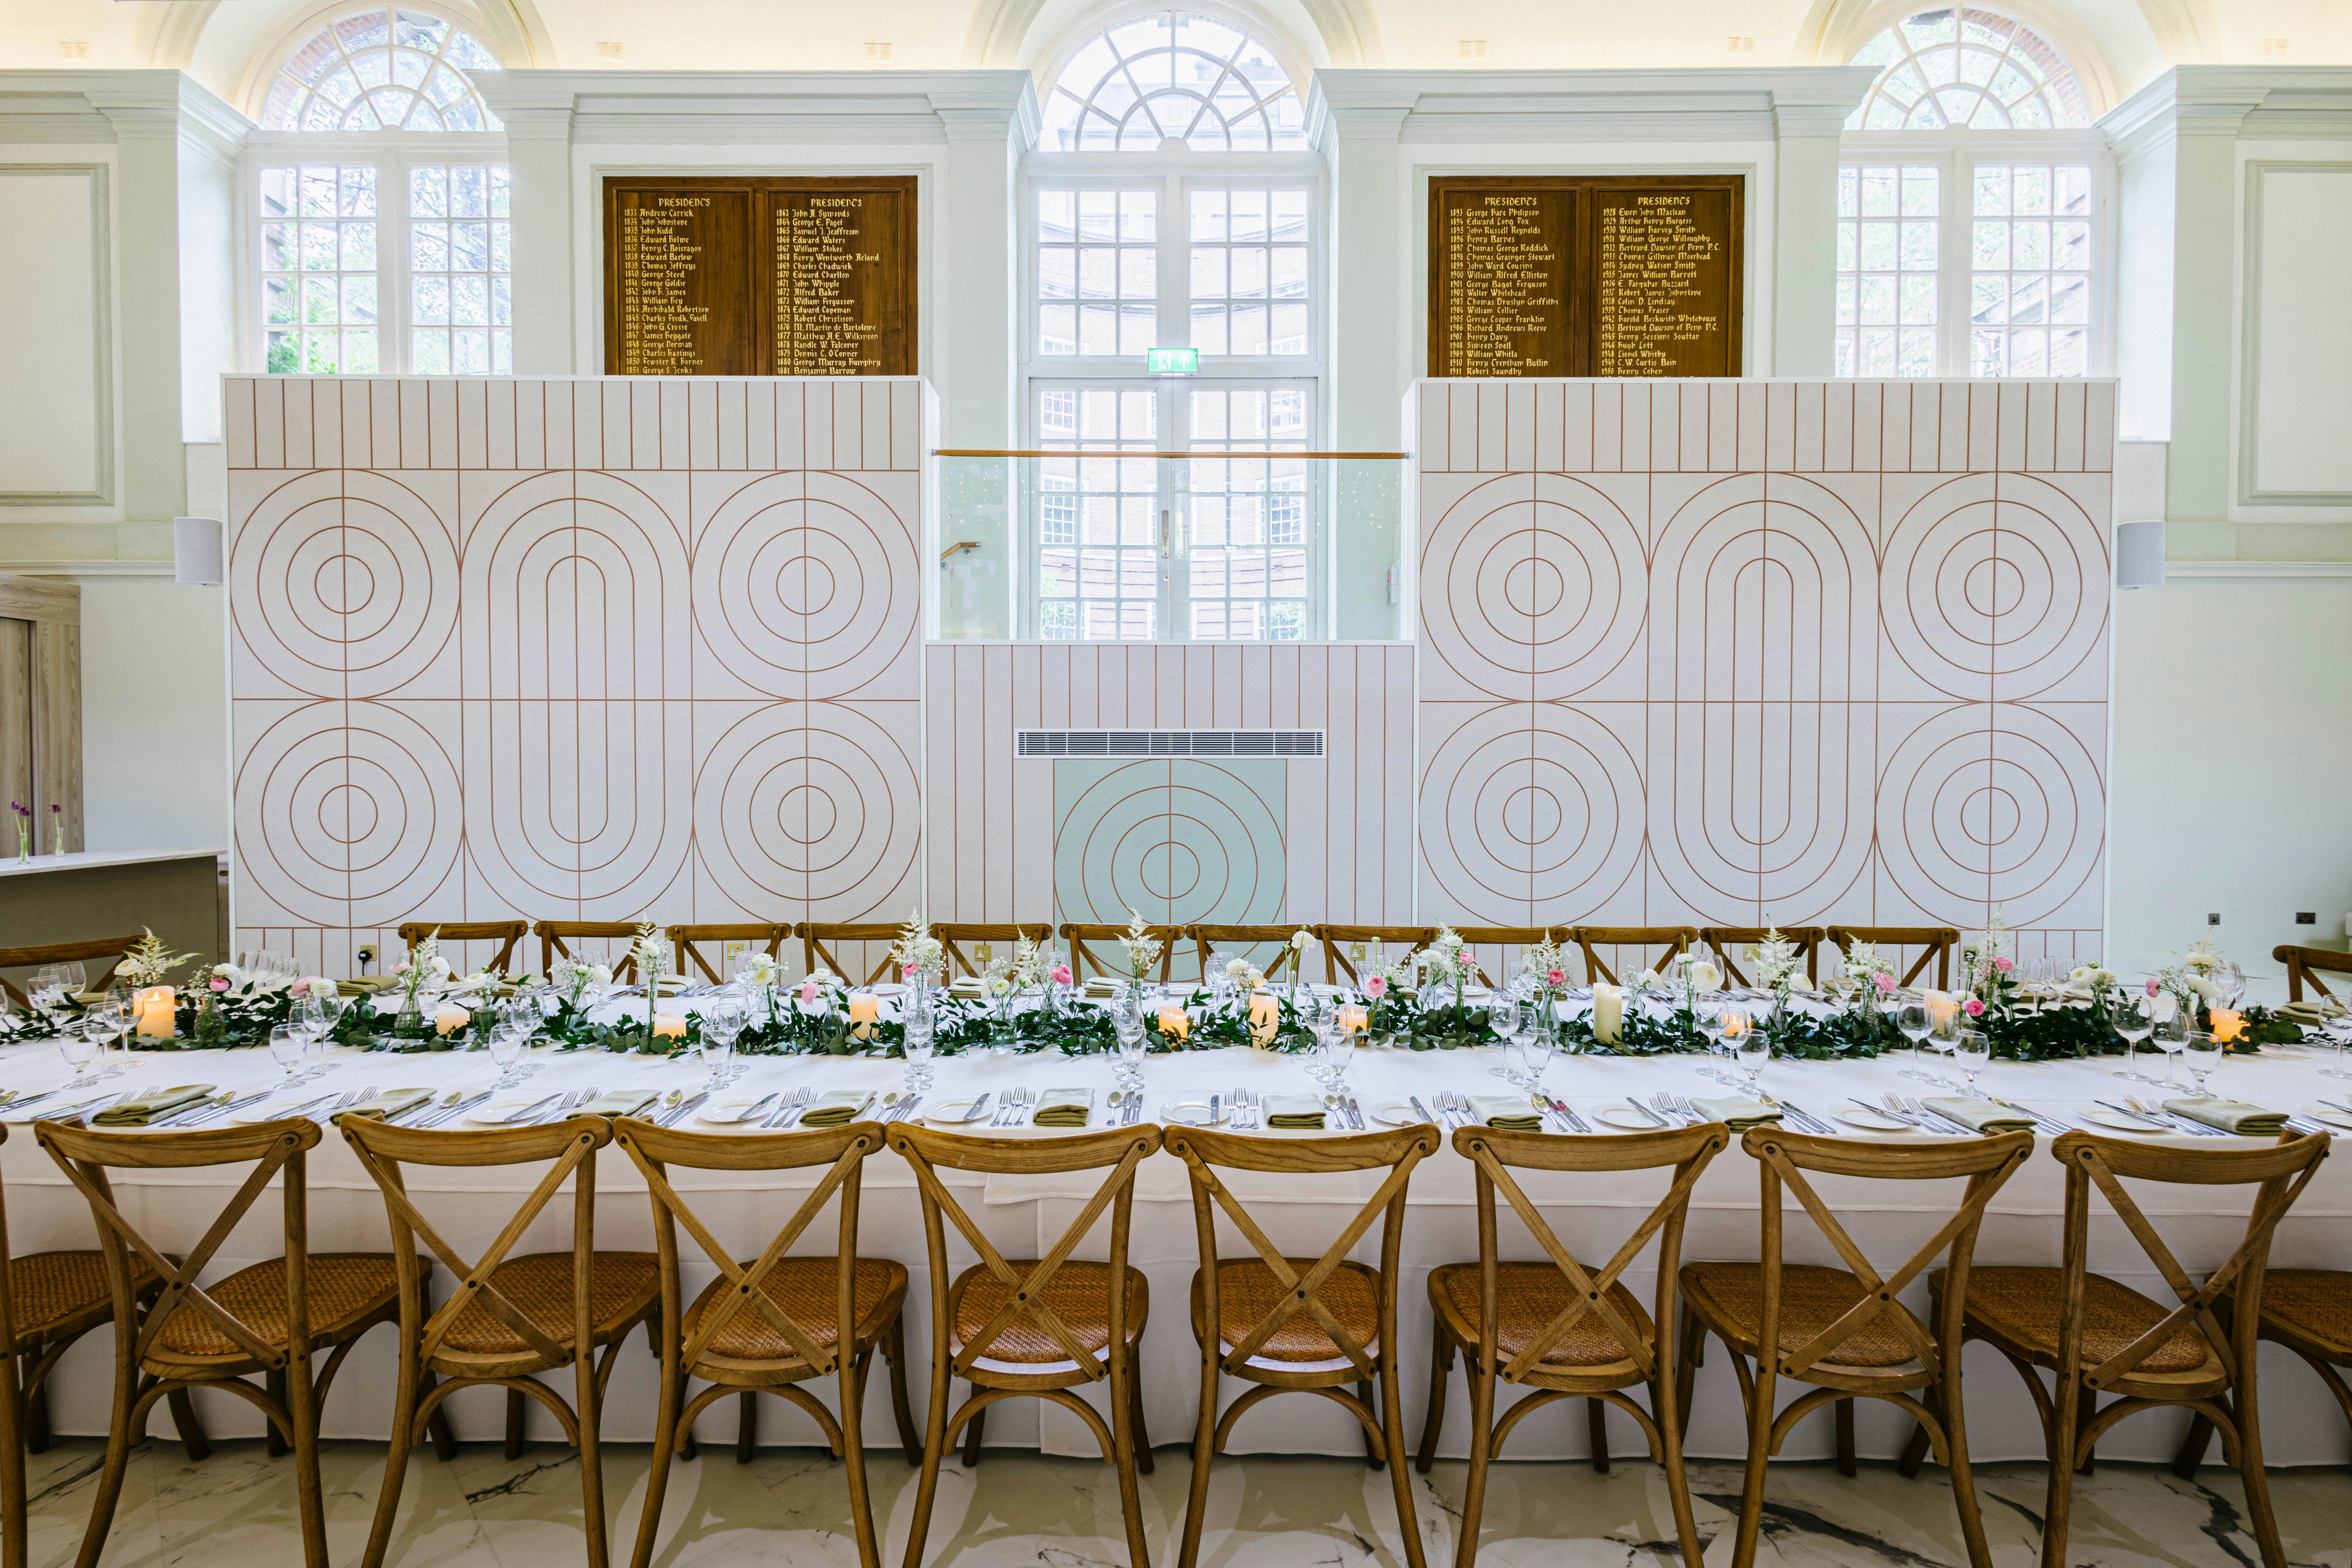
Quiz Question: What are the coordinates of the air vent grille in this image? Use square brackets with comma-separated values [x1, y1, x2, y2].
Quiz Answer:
[1016, 729, 1324, 758]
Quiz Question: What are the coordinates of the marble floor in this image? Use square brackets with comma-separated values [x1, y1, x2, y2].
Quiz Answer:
[16, 1433, 2352, 1567]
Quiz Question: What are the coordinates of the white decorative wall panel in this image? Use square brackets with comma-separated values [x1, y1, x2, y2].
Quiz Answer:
[227, 376, 925, 975]
[1414, 379, 2113, 962]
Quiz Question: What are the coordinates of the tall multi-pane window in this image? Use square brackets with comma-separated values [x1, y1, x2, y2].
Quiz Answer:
[1836, 9, 2107, 378]
[249, 10, 511, 376]
[1023, 14, 1321, 641]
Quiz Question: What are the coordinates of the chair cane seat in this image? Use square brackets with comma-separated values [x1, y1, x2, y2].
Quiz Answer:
[1680, 1261, 1921, 1369]
[684, 1256, 907, 1364]
[1429, 1262, 1653, 1372]
[149, 1253, 408, 1363]
[1191, 1257, 1384, 1366]
[438, 1250, 659, 1359]
[1941, 1266, 2218, 1376]
[2251, 1269, 2352, 1359]
[950, 1260, 1147, 1367]
[8, 1250, 162, 1346]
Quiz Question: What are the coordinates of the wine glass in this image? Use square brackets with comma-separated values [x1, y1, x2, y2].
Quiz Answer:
[902, 999, 936, 1094]
[2112, 995, 2156, 1082]
[2211, 962, 2247, 1016]
[2152, 996, 2190, 1088]
[1319, 1014, 1355, 1102]
[28, 964, 77, 1022]
[1896, 1002, 1932, 1079]
[1734, 1022, 1770, 1096]
[1485, 994, 1524, 1082]
[57, 1020, 99, 1082]
[268, 1022, 307, 1086]
[1519, 1011, 1558, 1102]
[2182, 1031, 2225, 1098]
[700, 1001, 743, 1089]
[1953, 1029, 1992, 1095]
[485, 1017, 527, 1089]
[2323, 1010, 2352, 1080]
[87, 990, 132, 1078]
[1113, 1005, 1147, 1096]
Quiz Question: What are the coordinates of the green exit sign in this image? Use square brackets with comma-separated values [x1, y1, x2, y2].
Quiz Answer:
[1146, 347, 1198, 376]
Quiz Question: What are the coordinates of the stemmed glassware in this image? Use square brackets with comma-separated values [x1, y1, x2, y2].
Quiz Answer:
[901, 996, 936, 1094]
[1953, 1029, 1992, 1095]
[1733, 1018, 1770, 1096]
[2111, 994, 2158, 1081]
[485, 1013, 529, 1089]
[1896, 1001, 1932, 1079]
[1112, 1002, 1146, 1098]
[56, 1018, 100, 1083]
[87, 989, 132, 1078]
[2181, 1031, 2224, 1098]
[2323, 1010, 2352, 1080]
[269, 1022, 308, 1086]
[699, 1000, 744, 1089]
[2153, 994, 2191, 1087]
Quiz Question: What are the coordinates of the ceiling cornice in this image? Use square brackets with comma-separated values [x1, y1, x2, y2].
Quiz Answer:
[470, 70, 1040, 149]
[1308, 68, 1879, 145]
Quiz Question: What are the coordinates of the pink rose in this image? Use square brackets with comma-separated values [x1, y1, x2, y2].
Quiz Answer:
[1049, 963, 1073, 987]
[1364, 975, 1387, 1000]
[1992, 956, 2014, 974]
[2145, 977, 2161, 996]
[392, 961, 410, 975]
[901, 962, 917, 980]
[798, 980, 819, 1005]
[1963, 997, 1986, 1018]
[288, 978, 310, 997]
[209, 976, 230, 993]
[1873, 972, 1895, 994]
[1545, 968, 1566, 987]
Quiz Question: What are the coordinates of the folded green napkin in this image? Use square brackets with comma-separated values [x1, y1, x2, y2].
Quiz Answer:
[1033, 1087, 1094, 1128]
[335, 1087, 434, 1123]
[338, 976, 400, 995]
[93, 1085, 215, 1127]
[1924, 1097, 2036, 1134]
[2165, 1097, 2287, 1135]
[1263, 1093, 1327, 1130]
[1084, 977, 1125, 998]
[585, 1089, 661, 1118]
[1469, 1094, 1544, 1132]
[1692, 1096, 1782, 1132]
[798, 1090, 875, 1128]
[2281, 999, 2347, 1022]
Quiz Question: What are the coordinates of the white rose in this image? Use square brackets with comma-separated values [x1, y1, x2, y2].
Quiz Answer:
[1688, 961, 1722, 993]
[590, 963, 613, 985]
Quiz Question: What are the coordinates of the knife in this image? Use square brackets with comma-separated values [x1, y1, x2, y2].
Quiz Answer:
[428, 1091, 492, 1128]
[1208, 1093, 1219, 1128]
[1409, 1095, 1436, 1127]
[957, 1093, 993, 1125]
[1778, 1100, 1834, 1135]
[181, 1091, 275, 1128]
[885, 1096, 922, 1125]
[499, 1092, 562, 1126]
[1543, 1097, 1590, 1133]
[1346, 1096, 1364, 1131]
[734, 1092, 779, 1124]
[159, 1093, 236, 1127]
[662, 1092, 710, 1128]
[1621, 1097, 1668, 1128]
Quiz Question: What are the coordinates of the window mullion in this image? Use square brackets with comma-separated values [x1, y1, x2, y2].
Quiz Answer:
[1944, 150, 1970, 378]
[1160, 172, 1186, 356]
[383, 152, 408, 374]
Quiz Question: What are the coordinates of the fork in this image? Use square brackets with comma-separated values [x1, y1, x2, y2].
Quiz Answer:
[1893, 1095, 1973, 1134]
[2126, 1096, 2225, 1137]
[763, 1088, 811, 1128]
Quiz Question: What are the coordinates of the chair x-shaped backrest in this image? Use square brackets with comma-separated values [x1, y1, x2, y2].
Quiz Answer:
[1829, 928, 1956, 990]
[1752, 1128, 2031, 1382]
[1316, 926, 1437, 987]
[801, 923, 903, 986]
[615, 1122, 875, 1374]
[894, 1126, 1156, 1381]
[1059, 923, 1179, 985]
[535, 923, 643, 985]
[1172, 1127, 1433, 1379]
[2280, 946, 2350, 1005]
[343, 1118, 603, 1369]
[933, 925, 1053, 983]
[1189, 927, 1302, 986]
[1703, 929, 1824, 991]
[1464, 1125, 1725, 1383]
[2058, 1131, 2331, 1389]
[1574, 928, 1697, 988]
[40, 1120, 316, 1372]
[669, 924, 790, 987]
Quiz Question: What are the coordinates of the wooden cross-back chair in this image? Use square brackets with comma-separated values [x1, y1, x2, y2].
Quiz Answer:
[0, 935, 143, 1011]
[800, 922, 904, 986]
[1188, 924, 1307, 986]
[396, 921, 527, 976]
[1445, 926, 1556, 988]
[1910, 1129, 2331, 1568]
[932, 923, 1053, 981]
[1680, 1126, 2034, 1568]
[667, 923, 791, 986]
[1059, 922, 1178, 985]
[1700, 927, 1826, 990]
[38, 1115, 417, 1568]
[535, 921, 644, 984]
[613, 1117, 918, 1568]
[1826, 926, 1958, 989]
[1419, 1121, 1731, 1568]
[1, 1121, 209, 1568]
[1313, 924, 1437, 987]
[890, 1123, 1162, 1568]
[2277, 942, 2352, 1004]
[1164, 1123, 1440, 1568]
[340, 1114, 660, 1568]
[1572, 926, 1698, 987]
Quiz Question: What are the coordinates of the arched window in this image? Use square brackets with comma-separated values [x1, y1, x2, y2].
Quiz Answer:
[262, 8, 502, 133]
[1041, 12, 1305, 152]
[1847, 8, 2088, 131]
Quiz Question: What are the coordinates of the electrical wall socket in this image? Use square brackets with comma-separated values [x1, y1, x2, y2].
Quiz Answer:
[2297, 913, 2317, 925]
[2207, 913, 2221, 926]
[724, 941, 748, 965]
[356, 945, 376, 967]
[1350, 942, 1367, 960]
[975, 943, 993, 962]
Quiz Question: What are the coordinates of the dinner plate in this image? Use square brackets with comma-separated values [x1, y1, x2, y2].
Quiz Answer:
[921, 1098, 988, 1126]
[1835, 1108, 1915, 1133]
[1367, 1100, 1419, 1127]
[700, 1096, 776, 1126]
[2302, 1105, 2352, 1131]
[1593, 1105, 1663, 1131]
[1160, 1099, 1226, 1126]
[870, 983, 908, 997]
[235, 1096, 323, 1124]
[466, 1095, 547, 1126]
[2081, 1106, 2172, 1133]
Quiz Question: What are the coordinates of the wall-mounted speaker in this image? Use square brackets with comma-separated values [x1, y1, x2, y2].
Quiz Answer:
[2115, 518, 2165, 589]
[174, 517, 224, 585]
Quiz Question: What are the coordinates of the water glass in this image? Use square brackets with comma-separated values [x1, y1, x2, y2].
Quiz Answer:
[1953, 1029, 1991, 1093]
[1320, 1020, 1354, 1098]
[486, 1023, 527, 1088]
[2111, 997, 2156, 1081]
[1734, 1025, 1770, 1093]
[86, 993, 131, 1078]
[57, 1023, 99, 1080]
[2182, 1032, 2224, 1097]
[700, 1003, 742, 1088]
[2152, 994, 2190, 1085]
[902, 1005, 936, 1093]
[268, 1022, 306, 1082]
[2324, 1012, 2352, 1080]
[1897, 1002, 1931, 1076]
[1114, 1008, 1147, 1094]
[1519, 1015, 1557, 1098]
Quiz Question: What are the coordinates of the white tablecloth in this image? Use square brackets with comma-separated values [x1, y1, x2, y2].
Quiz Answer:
[6, 1026, 2351, 1467]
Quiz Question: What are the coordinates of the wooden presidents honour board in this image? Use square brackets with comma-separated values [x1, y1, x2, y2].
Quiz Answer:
[1429, 175, 1743, 378]
[604, 175, 917, 375]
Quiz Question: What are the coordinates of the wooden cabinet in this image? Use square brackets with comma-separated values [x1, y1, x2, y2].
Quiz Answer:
[0, 574, 81, 854]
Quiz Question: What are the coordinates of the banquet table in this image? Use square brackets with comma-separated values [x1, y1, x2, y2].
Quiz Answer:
[6, 1011, 2352, 1470]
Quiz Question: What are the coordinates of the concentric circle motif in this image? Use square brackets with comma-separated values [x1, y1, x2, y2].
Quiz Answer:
[1649, 474, 1872, 702]
[1420, 474, 1647, 701]
[232, 471, 458, 698]
[235, 701, 461, 926]
[1645, 702, 1875, 922]
[1875, 703, 2104, 928]
[694, 703, 921, 913]
[1054, 760, 1285, 929]
[1881, 473, 2107, 700]
[693, 472, 919, 700]
[1418, 705, 1644, 923]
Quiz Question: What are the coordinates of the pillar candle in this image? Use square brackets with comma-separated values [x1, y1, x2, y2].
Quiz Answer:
[1591, 983, 1626, 1045]
[652, 1011, 687, 1040]
[2209, 1008, 2245, 1044]
[849, 992, 879, 1039]
[1923, 989, 1959, 1033]
[134, 987, 177, 1038]
[434, 1004, 470, 1037]
[1157, 1007, 1190, 1042]
[1337, 1004, 1368, 1035]
[1247, 992, 1279, 1044]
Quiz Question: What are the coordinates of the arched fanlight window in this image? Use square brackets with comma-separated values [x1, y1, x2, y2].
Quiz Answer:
[1041, 11, 1305, 151]
[1848, 8, 2089, 130]
[261, 8, 502, 132]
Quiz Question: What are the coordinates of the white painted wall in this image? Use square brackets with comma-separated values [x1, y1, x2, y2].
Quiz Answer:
[2240, 156, 2352, 506]
[0, 167, 107, 499]
[77, 578, 230, 853]
[2106, 573, 2352, 995]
